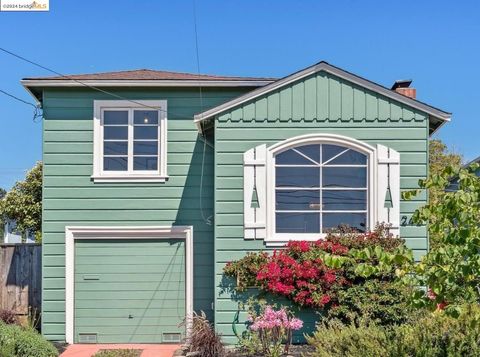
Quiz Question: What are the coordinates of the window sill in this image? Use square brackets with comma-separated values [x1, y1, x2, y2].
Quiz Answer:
[264, 234, 327, 247]
[91, 175, 168, 183]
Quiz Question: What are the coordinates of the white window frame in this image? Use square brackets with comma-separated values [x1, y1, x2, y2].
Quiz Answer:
[265, 134, 378, 245]
[65, 225, 194, 344]
[92, 100, 168, 182]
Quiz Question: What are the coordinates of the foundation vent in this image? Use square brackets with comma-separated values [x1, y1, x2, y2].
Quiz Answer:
[78, 333, 98, 344]
[163, 332, 182, 343]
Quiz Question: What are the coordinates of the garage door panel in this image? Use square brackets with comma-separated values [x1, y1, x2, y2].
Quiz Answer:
[76, 315, 186, 326]
[75, 306, 185, 318]
[76, 264, 185, 274]
[76, 299, 186, 310]
[75, 280, 185, 291]
[76, 255, 184, 265]
[74, 239, 185, 343]
[75, 272, 185, 282]
[76, 246, 184, 256]
[76, 289, 184, 300]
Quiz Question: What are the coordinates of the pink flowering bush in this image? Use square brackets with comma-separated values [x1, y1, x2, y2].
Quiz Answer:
[244, 304, 303, 357]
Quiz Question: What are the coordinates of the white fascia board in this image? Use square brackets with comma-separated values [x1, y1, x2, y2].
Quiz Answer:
[21, 79, 274, 88]
[193, 62, 452, 125]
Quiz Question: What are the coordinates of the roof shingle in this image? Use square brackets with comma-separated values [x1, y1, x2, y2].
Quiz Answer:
[23, 69, 275, 81]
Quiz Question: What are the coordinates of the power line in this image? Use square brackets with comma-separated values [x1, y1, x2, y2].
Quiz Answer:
[0, 88, 43, 122]
[0, 47, 180, 116]
[193, 0, 212, 226]
[0, 89, 36, 108]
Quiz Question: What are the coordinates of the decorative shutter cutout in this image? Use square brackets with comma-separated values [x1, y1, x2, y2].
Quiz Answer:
[244, 144, 267, 239]
[376, 144, 400, 236]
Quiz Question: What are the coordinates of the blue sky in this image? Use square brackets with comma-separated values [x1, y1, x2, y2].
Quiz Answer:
[0, 0, 479, 189]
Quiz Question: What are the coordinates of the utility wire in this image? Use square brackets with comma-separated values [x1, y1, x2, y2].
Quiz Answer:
[0, 88, 43, 122]
[0, 89, 36, 108]
[0, 47, 185, 117]
[193, 0, 212, 226]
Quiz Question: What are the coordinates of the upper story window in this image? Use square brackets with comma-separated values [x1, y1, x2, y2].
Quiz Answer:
[93, 100, 167, 182]
[274, 144, 368, 235]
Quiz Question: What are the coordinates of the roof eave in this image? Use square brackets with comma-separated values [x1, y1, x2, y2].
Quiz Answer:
[21, 79, 274, 88]
[22, 78, 275, 104]
[193, 61, 452, 130]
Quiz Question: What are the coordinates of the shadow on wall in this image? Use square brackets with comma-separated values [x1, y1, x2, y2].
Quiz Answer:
[1, 244, 41, 316]
[219, 275, 320, 343]
[173, 134, 215, 319]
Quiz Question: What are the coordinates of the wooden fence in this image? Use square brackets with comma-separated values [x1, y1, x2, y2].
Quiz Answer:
[0, 244, 41, 316]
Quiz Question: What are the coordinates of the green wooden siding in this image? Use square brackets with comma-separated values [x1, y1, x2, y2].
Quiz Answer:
[75, 239, 185, 343]
[41, 87, 251, 341]
[213, 71, 429, 344]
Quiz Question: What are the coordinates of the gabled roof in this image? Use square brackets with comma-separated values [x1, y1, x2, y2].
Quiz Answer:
[22, 69, 276, 103]
[194, 61, 451, 134]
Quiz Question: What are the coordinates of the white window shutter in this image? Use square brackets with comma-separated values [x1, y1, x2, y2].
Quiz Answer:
[243, 144, 267, 239]
[376, 144, 400, 236]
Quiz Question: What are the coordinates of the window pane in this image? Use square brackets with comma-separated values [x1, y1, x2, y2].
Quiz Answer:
[276, 148, 317, 165]
[134, 126, 158, 140]
[296, 144, 320, 164]
[323, 213, 366, 232]
[326, 149, 367, 165]
[134, 141, 158, 155]
[323, 167, 366, 188]
[134, 156, 158, 171]
[276, 212, 320, 233]
[104, 110, 128, 125]
[104, 126, 128, 140]
[276, 167, 319, 187]
[322, 144, 347, 163]
[276, 190, 320, 210]
[322, 190, 367, 210]
[134, 110, 159, 125]
[104, 157, 128, 171]
[104, 141, 128, 155]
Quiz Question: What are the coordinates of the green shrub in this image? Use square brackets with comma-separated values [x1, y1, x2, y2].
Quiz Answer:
[393, 305, 480, 357]
[327, 280, 415, 326]
[307, 304, 480, 357]
[0, 321, 58, 357]
[306, 320, 392, 357]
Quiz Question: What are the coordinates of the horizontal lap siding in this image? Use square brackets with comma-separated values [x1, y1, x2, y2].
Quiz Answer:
[42, 87, 249, 341]
[214, 72, 429, 343]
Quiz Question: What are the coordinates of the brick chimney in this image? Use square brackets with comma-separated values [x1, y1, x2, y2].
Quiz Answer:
[391, 79, 416, 99]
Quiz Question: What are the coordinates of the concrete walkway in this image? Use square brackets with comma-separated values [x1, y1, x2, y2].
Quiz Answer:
[60, 344, 180, 357]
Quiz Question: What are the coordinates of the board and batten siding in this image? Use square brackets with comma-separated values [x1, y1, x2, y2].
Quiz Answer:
[41, 87, 250, 341]
[214, 72, 429, 343]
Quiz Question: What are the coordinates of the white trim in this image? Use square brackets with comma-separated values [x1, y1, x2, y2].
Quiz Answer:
[22, 79, 273, 88]
[65, 225, 194, 344]
[193, 61, 451, 129]
[93, 100, 168, 182]
[265, 134, 377, 245]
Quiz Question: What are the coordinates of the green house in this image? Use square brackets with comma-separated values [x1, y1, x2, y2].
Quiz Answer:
[22, 61, 450, 344]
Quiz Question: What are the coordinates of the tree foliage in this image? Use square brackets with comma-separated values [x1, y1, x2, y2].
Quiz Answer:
[0, 162, 42, 241]
[402, 163, 480, 316]
[428, 139, 462, 205]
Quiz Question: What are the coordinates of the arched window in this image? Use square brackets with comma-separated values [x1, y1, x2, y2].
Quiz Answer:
[274, 143, 368, 235]
[243, 134, 400, 244]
